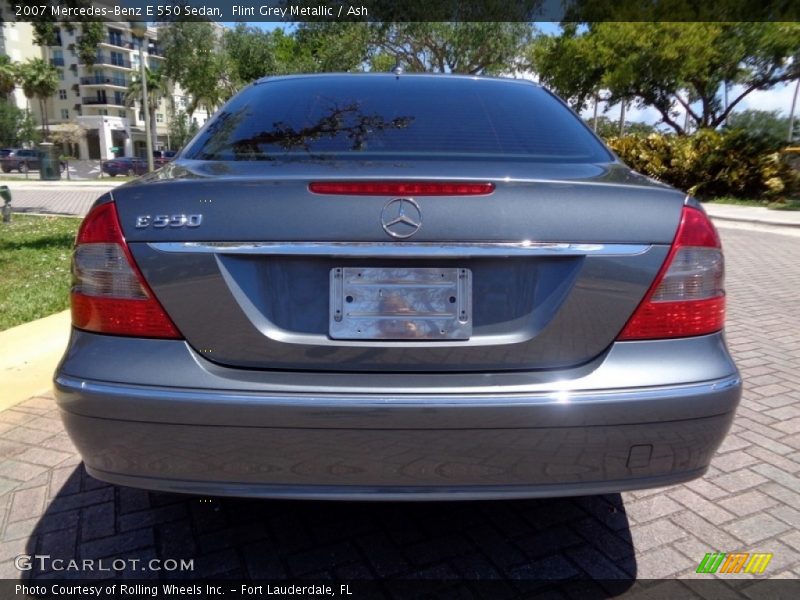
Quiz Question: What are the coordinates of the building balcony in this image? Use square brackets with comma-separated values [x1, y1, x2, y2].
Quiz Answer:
[50, 57, 65, 67]
[82, 96, 126, 107]
[102, 36, 135, 50]
[80, 76, 129, 88]
[88, 54, 132, 69]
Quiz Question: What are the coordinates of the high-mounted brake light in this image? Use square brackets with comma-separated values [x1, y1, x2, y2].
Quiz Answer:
[309, 182, 495, 196]
[71, 201, 181, 339]
[617, 205, 725, 340]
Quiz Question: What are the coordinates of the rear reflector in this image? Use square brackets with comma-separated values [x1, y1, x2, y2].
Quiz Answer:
[71, 200, 181, 339]
[617, 206, 725, 340]
[309, 182, 495, 196]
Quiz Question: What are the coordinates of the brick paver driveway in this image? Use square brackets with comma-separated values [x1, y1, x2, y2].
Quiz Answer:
[1, 225, 798, 590]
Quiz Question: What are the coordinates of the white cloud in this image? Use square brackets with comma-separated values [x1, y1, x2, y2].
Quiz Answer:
[733, 82, 798, 116]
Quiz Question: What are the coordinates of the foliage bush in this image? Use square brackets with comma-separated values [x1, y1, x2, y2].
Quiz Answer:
[606, 129, 798, 201]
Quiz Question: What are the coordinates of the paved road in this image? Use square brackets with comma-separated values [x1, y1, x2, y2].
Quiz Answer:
[0, 225, 798, 591]
[7, 186, 113, 216]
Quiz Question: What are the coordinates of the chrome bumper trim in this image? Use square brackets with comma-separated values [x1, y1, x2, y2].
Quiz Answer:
[54, 373, 741, 410]
[148, 241, 651, 258]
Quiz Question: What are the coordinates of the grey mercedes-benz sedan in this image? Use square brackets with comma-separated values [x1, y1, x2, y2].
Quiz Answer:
[54, 74, 741, 500]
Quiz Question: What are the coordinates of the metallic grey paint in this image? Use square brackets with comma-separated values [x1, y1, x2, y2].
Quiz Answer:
[55, 331, 740, 498]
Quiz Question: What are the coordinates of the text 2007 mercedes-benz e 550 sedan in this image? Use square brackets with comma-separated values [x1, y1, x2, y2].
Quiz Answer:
[54, 74, 741, 500]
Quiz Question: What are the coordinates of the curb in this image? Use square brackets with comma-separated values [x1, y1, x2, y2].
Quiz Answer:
[709, 214, 800, 229]
[0, 311, 70, 412]
[11, 211, 84, 218]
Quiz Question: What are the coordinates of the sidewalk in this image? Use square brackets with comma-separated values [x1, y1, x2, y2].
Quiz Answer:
[0, 178, 122, 188]
[703, 202, 800, 229]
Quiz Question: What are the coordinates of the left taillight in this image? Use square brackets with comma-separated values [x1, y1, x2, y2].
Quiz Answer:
[71, 200, 182, 338]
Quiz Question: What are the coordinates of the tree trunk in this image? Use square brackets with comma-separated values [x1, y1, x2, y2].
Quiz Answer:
[150, 102, 158, 150]
[788, 79, 799, 143]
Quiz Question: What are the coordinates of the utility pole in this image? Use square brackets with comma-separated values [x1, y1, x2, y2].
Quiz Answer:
[130, 22, 154, 172]
[788, 79, 799, 144]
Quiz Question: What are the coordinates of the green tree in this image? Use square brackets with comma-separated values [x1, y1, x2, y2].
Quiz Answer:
[0, 56, 18, 100]
[167, 107, 199, 150]
[530, 22, 800, 134]
[724, 109, 798, 149]
[0, 101, 24, 146]
[125, 67, 166, 151]
[0, 101, 41, 147]
[17, 109, 41, 147]
[223, 24, 278, 85]
[22, 16, 105, 67]
[291, 23, 372, 73]
[17, 58, 59, 137]
[370, 23, 533, 74]
[50, 122, 86, 165]
[159, 21, 236, 116]
[71, 23, 105, 68]
[587, 115, 657, 139]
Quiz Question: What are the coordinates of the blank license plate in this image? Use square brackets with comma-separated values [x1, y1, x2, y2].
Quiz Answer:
[330, 267, 472, 340]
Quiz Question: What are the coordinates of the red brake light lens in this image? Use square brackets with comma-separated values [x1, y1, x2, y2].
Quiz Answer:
[617, 206, 725, 340]
[71, 200, 181, 339]
[309, 182, 495, 196]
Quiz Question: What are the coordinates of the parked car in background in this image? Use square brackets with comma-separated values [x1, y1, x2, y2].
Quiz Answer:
[1, 148, 66, 173]
[101, 156, 148, 177]
[153, 150, 177, 167]
[56, 74, 741, 500]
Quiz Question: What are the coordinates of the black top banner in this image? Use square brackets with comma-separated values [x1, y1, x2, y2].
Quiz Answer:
[4, 0, 800, 22]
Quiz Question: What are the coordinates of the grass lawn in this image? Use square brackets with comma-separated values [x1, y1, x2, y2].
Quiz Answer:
[0, 214, 79, 331]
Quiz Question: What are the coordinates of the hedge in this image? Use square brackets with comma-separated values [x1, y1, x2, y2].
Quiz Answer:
[605, 129, 798, 201]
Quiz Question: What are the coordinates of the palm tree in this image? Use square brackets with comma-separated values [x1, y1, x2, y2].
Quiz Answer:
[0, 56, 18, 100]
[125, 67, 165, 152]
[17, 58, 59, 137]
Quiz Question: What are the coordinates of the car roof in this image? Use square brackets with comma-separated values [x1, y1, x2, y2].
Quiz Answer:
[253, 72, 539, 88]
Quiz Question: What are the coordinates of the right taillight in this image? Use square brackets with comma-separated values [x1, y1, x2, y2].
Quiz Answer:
[617, 205, 725, 340]
[71, 199, 181, 339]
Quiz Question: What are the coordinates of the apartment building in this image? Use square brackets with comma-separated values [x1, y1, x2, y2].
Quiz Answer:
[2, 18, 211, 160]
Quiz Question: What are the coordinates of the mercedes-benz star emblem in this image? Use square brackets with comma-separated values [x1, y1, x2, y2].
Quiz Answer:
[381, 198, 422, 239]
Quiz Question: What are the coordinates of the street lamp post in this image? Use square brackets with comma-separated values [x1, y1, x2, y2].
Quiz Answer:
[130, 22, 154, 172]
[788, 79, 799, 144]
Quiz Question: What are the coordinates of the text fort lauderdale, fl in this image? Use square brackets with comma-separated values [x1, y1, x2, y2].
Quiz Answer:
[18, 584, 353, 597]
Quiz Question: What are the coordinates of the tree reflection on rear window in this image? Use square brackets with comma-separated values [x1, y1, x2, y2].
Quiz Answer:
[184, 75, 613, 163]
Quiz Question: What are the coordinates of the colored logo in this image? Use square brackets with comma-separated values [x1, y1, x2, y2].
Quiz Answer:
[696, 552, 772, 574]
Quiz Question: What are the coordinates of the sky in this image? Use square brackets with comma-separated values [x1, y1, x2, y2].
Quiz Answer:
[239, 21, 798, 128]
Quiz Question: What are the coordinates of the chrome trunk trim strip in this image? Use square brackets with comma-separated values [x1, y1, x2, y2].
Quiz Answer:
[148, 241, 651, 258]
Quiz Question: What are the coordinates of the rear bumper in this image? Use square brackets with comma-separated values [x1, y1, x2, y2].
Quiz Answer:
[55, 339, 741, 499]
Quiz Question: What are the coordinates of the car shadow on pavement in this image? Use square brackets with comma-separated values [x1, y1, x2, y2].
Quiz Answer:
[24, 464, 636, 597]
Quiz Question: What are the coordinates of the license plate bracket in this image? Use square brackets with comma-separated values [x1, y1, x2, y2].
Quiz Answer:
[329, 267, 472, 340]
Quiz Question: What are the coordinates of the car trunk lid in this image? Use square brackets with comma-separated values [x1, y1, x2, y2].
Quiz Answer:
[116, 164, 681, 372]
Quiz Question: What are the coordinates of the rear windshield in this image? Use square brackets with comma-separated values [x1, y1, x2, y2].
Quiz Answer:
[183, 75, 612, 163]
